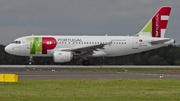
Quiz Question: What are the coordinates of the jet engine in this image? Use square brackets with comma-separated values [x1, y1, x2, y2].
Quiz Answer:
[53, 51, 73, 63]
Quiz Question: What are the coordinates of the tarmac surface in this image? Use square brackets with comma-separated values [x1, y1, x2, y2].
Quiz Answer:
[1, 66, 180, 79]
[1, 71, 180, 79]
[1, 65, 180, 68]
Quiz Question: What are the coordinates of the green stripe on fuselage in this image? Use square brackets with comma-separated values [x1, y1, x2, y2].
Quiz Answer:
[27, 37, 42, 54]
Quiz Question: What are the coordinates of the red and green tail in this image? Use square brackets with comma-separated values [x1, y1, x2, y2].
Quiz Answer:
[136, 6, 171, 38]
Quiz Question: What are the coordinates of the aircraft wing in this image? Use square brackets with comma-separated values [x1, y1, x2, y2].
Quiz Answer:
[149, 39, 171, 44]
[60, 42, 111, 55]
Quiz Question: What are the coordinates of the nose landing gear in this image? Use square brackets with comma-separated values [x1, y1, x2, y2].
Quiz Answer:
[29, 56, 33, 65]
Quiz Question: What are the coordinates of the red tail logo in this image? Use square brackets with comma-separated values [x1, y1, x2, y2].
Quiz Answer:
[152, 6, 171, 37]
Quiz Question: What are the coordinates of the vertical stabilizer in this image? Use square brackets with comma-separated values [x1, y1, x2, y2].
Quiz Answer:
[136, 6, 171, 38]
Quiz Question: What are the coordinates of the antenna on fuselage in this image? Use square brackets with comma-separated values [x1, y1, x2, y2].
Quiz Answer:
[32, 33, 34, 36]
[105, 33, 108, 36]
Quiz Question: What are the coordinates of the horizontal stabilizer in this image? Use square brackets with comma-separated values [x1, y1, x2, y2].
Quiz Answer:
[149, 39, 171, 44]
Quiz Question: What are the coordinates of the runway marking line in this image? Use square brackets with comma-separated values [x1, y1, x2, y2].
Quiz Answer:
[116, 72, 180, 77]
[19, 75, 115, 77]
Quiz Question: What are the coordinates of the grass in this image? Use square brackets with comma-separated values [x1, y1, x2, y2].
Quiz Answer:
[0, 79, 180, 101]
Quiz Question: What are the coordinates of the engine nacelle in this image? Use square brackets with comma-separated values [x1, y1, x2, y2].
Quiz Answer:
[53, 51, 73, 63]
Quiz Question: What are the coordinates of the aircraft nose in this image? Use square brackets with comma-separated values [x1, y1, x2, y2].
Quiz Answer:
[5, 45, 11, 54]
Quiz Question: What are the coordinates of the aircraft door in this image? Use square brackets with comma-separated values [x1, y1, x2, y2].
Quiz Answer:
[132, 38, 138, 49]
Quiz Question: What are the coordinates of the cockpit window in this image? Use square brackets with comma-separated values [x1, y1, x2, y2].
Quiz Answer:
[12, 41, 21, 44]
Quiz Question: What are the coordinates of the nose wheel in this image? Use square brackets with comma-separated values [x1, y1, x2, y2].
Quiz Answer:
[83, 60, 89, 66]
[29, 56, 33, 65]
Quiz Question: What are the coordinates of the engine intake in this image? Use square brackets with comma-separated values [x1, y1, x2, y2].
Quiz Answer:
[53, 51, 73, 63]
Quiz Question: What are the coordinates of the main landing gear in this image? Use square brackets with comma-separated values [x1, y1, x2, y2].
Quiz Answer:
[82, 60, 89, 66]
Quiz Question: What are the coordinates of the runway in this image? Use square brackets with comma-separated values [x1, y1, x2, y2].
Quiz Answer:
[1, 71, 180, 79]
[1, 65, 180, 68]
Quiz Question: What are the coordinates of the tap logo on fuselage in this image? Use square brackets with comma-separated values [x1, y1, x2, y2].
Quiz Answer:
[26, 37, 57, 54]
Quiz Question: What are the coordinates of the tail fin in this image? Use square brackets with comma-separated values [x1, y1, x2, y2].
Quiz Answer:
[136, 6, 171, 38]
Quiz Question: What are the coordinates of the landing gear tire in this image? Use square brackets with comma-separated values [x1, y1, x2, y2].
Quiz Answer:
[83, 60, 89, 66]
[29, 56, 33, 65]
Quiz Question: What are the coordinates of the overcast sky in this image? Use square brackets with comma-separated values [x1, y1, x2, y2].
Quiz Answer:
[0, 0, 179, 45]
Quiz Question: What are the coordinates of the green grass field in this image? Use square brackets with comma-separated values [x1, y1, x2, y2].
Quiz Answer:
[0, 79, 180, 101]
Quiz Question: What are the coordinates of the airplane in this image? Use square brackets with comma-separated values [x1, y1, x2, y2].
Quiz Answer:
[5, 6, 174, 66]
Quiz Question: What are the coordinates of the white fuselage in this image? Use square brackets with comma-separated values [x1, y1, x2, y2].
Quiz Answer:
[5, 35, 174, 57]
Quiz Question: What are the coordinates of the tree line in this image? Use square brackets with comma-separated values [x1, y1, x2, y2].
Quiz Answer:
[1, 44, 180, 65]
